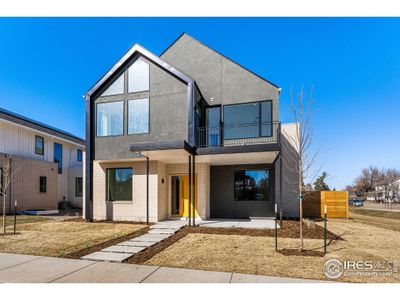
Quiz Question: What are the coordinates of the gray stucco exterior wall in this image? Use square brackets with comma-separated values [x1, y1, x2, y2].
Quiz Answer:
[161, 34, 280, 122]
[210, 164, 275, 219]
[94, 55, 188, 160]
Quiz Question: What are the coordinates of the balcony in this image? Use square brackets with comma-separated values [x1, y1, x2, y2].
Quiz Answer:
[197, 121, 280, 148]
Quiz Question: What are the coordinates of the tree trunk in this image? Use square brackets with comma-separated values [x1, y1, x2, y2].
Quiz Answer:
[2, 194, 6, 235]
[299, 161, 303, 251]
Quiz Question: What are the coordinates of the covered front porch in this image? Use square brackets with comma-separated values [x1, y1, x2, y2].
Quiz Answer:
[90, 145, 281, 223]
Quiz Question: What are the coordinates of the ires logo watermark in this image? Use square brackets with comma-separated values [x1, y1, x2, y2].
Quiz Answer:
[324, 259, 399, 279]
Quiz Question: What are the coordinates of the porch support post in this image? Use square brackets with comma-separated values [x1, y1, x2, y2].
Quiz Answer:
[192, 154, 196, 226]
[146, 156, 149, 225]
[188, 155, 192, 226]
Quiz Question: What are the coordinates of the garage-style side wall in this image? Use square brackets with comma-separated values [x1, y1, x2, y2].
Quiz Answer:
[94, 55, 188, 161]
[161, 33, 279, 121]
[0, 153, 58, 212]
[210, 164, 275, 219]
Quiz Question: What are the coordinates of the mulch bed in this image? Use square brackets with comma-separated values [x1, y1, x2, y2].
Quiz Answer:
[127, 220, 341, 264]
[278, 248, 325, 257]
[64, 226, 149, 259]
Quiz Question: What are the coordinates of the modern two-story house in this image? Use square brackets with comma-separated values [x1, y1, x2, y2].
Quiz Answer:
[0, 107, 85, 212]
[84, 33, 299, 222]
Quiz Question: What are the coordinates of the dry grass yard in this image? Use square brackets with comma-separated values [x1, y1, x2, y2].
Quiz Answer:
[145, 213, 400, 283]
[0, 216, 146, 257]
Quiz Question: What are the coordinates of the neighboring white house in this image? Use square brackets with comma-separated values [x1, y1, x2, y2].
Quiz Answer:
[366, 178, 400, 203]
[0, 107, 85, 212]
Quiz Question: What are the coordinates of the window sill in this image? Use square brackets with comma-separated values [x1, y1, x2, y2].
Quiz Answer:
[106, 201, 133, 204]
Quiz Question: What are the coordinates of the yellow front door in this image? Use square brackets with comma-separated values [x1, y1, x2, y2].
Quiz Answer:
[171, 175, 198, 217]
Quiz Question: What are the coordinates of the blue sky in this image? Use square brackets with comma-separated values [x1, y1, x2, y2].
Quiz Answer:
[0, 17, 399, 189]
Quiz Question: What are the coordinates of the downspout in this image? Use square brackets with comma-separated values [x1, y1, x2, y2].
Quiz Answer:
[85, 94, 93, 222]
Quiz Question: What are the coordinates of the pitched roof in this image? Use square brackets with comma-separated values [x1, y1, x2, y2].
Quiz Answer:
[86, 43, 194, 97]
[160, 32, 280, 89]
[0, 107, 85, 146]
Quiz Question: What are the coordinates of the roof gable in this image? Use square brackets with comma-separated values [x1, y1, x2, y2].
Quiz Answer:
[161, 33, 280, 89]
[86, 43, 194, 98]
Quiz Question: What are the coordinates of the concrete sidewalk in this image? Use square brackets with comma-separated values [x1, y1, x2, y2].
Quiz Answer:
[0, 252, 322, 283]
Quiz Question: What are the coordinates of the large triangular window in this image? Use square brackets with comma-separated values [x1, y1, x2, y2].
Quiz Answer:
[128, 57, 149, 93]
[100, 73, 124, 97]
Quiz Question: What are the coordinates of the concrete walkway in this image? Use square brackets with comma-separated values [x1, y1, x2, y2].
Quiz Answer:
[198, 218, 278, 229]
[81, 220, 186, 263]
[0, 253, 322, 283]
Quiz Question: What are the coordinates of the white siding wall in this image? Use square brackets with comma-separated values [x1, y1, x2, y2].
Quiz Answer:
[0, 118, 85, 205]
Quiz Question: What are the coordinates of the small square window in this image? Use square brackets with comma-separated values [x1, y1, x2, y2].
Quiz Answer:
[77, 149, 82, 162]
[106, 168, 133, 201]
[35, 136, 44, 155]
[234, 170, 269, 201]
[40, 176, 47, 193]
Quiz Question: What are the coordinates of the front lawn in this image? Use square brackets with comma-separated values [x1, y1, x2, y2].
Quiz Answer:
[0, 216, 146, 257]
[143, 218, 400, 283]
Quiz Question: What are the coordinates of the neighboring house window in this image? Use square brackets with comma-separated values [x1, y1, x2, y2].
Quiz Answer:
[128, 98, 149, 134]
[223, 101, 272, 139]
[54, 143, 63, 174]
[106, 168, 133, 201]
[75, 177, 83, 197]
[96, 101, 124, 136]
[100, 73, 124, 97]
[35, 135, 44, 155]
[234, 170, 269, 201]
[39, 176, 47, 193]
[128, 57, 149, 93]
[77, 149, 82, 162]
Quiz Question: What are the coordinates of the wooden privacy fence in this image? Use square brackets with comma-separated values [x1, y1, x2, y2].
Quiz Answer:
[303, 191, 349, 219]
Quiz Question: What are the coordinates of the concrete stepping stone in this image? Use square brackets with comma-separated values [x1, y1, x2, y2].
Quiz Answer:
[81, 252, 132, 263]
[148, 228, 178, 235]
[119, 240, 157, 247]
[131, 233, 171, 242]
[102, 245, 145, 254]
[150, 224, 184, 230]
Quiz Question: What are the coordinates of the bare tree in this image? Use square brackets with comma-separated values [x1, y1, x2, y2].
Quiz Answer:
[280, 85, 322, 251]
[354, 166, 380, 200]
[378, 168, 400, 205]
[0, 154, 22, 235]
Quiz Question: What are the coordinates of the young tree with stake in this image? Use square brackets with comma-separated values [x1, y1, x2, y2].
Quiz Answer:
[280, 85, 322, 251]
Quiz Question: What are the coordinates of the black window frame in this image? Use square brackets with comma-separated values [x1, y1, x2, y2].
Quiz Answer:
[35, 135, 44, 155]
[127, 97, 150, 135]
[106, 167, 133, 202]
[223, 100, 273, 139]
[39, 176, 47, 193]
[53, 142, 63, 174]
[77, 149, 82, 162]
[95, 100, 125, 137]
[234, 169, 270, 202]
[75, 177, 83, 197]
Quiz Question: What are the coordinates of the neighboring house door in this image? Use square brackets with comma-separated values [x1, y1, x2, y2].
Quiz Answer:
[171, 175, 198, 218]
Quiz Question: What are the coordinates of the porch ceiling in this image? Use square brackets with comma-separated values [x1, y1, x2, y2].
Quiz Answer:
[196, 151, 279, 166]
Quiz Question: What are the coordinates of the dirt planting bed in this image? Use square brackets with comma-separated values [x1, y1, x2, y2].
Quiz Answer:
[128, 220, 340, 264]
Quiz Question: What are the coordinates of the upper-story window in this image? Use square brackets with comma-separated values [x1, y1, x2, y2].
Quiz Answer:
[100, 73, 124, 97]
[223, 100, 272, 139]
[54, 142, 63, 174]
[96, 101, 124, 137]
[128, 57, 149, 93]
[77, 149, 82, 162]
[128, 98, 149, 134]
[35, 135, 44, 155]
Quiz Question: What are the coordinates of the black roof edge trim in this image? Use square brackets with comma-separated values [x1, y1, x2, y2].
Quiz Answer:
[0, 107, 85, 146]
[86, 43, 194, 97]
[129, 140, 195, 153]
